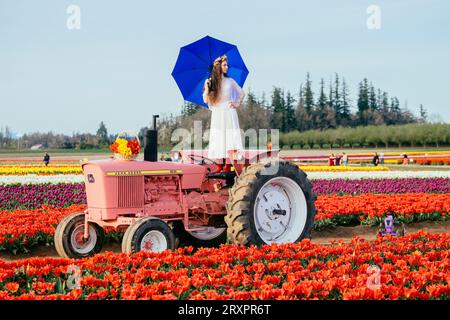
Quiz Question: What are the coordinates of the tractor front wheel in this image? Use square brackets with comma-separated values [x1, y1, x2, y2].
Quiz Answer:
[122, 217, 176, 254]
[54, 212, 105, 259]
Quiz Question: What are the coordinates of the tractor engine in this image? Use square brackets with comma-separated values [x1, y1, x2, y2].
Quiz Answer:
[143, 174, 228, 227]
[144, 175, 180, 210]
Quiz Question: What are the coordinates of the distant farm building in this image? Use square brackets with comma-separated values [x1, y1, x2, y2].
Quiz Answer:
[30, 144, 44, 150]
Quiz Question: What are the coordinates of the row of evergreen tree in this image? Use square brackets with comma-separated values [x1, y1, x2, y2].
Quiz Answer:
[183, 73, 426, 133]
[3, 74, 429, 150]
[279, 123, 450, 149]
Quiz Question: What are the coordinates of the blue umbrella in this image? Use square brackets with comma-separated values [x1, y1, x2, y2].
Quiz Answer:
[171, 35, 249, 108]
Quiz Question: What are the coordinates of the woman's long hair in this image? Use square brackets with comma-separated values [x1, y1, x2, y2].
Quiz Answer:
[204, 55, 228, 105]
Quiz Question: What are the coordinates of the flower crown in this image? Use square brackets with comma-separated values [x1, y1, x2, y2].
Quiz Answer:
[213, 54, 227, 65]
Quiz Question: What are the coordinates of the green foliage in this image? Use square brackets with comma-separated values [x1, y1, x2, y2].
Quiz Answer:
[96, 121, 109, 147]
[280, 123, 450, 149]
[304, 72, 315, 113]
[4, 73, 434, 151]
[182, 102, 203, 116]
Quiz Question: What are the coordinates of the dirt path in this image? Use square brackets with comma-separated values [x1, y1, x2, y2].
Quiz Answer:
[310, 220, 450, 244]
[1, 221, 448, 262]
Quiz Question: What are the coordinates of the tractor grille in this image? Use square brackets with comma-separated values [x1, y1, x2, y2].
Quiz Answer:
[117, 176, 144, 208]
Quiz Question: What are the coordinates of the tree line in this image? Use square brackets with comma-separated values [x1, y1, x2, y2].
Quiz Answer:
[168, 73, 437, 148]
[279, 123, 450, 149]
[0, 73, 444, 150]
[182, 73, 425, 133]
[0, 122, 111, 150]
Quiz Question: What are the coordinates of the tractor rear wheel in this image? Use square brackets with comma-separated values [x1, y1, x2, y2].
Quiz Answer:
[122, 217, 176, 254]
[225, 160, 316, 246]
[54, 212, 105, 259]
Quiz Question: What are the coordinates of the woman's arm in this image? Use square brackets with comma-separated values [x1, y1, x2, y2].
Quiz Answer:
[232, 79, 245, 108]
[203, 79, 210, 104]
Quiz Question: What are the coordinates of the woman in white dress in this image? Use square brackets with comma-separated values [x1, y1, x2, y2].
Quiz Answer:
[202, 55, 245, 169]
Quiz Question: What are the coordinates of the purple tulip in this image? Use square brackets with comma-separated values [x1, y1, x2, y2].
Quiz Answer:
[312, 178, 450, 195]
[0, 184, 86, 210]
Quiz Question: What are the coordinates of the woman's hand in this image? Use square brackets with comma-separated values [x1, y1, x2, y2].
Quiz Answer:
[229, 101, 239, 109]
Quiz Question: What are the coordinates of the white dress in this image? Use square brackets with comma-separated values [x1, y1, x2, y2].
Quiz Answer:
[203, 77, 245, 159]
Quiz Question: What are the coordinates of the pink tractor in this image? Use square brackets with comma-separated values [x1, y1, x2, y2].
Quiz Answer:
[54, 116, 316, 258]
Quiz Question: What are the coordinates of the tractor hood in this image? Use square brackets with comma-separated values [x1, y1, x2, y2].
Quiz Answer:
[81, 159, 206, 193]
[82, 159, 206, 176]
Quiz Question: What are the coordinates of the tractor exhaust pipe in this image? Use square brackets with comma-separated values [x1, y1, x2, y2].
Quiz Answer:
[144, 114, 159, 162]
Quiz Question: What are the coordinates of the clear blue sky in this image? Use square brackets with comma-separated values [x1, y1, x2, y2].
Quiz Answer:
[1, 0, 449, 135]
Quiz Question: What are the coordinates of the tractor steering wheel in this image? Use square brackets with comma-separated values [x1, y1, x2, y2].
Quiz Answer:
[188, 154, 218, 165]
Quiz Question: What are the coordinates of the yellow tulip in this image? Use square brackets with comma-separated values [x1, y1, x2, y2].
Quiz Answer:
[299, 165, 389, 172]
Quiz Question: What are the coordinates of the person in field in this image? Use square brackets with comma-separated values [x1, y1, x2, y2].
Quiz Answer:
[402, 154, 409, 165]
[328, 153, 336, 166]
[342, 152, 349, 166]
[380, 152, 385, 165]
[372, 152, 380, 166]
[203, 54, 245, 171]
[43, 153, 50, 166]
